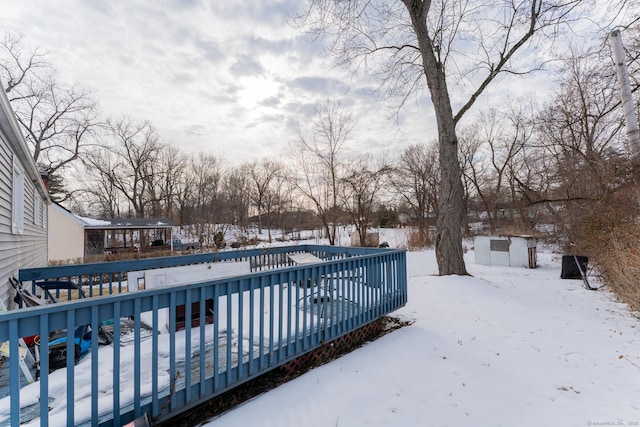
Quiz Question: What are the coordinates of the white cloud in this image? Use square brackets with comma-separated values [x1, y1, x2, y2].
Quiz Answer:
[4, 0, 390, 164]
[4, 0, 607, 167]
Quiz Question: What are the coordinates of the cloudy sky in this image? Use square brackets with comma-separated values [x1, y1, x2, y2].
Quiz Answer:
[1, 1, 622, 165]
[2, 0, 435, 164]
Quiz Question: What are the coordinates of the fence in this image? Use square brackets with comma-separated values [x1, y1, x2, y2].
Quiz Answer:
[0, 245, 407, 426]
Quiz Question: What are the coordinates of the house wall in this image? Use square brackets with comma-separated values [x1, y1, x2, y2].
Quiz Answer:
[0, 88, 49, 310]
[48, 204, 85, 262]
[0, 140, 48, 309]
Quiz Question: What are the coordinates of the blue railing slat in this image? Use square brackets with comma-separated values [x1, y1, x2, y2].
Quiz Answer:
[91, 306, 99, 426]
[39, 313, 49, 427]
[112, 302, 121, 427]
[268, 279, 275, 367]
[277, 273, 284, 363]
[65, 310, 75, 425]
[225, 284, 232, 385]
[133, 298, 142, 418]
[213, 285, 220, 391]
[169, 291, 177, 413]
[198, 287, 206, 396]
[185, 290, 192, 403]
[151, 295, 159, 418]
[301, 268, 308, 350]
[294, 270, 300, 355]
[248, 277, 255, 376]
[286, 271, 293, 359]
[238, 280, 245, 380]
[9, 320, 19, 427]
[3, 245, 406, 426]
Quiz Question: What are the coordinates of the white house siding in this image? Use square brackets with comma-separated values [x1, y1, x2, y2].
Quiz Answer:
[0, 88, 49, 310]
[48, 204, 85, 262]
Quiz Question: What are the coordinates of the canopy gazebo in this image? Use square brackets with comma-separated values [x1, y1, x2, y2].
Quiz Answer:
[83, 217, 174, 255]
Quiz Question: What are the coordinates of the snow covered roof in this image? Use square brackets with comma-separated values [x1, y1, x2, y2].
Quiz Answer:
[80, 217, 173, 230]
[77, 216, 111, 226]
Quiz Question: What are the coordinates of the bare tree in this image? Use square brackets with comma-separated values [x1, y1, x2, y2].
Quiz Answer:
[392, 143, 439, 243]
[530, 47, 629, 205]
[175, 159, 197, 227]
[461, 106, 533, 233]
[223, 166, 251, 231]
[265, 166, 296, 240]
[524, 46, 634, 246]
[77, 149, 123, 218]
[243, 158, 285, 240]
[86, 118, 162, 219]
[0, 33, 48, 94]
[180, 153, 225, 244]
[626, 26, 640, 86]
[339, 156, 392, 246]
[1, 33, 100, 176]
[291, 101, 352, 245]
[155, 145, 186, 221]
[297, 0, 592, 274]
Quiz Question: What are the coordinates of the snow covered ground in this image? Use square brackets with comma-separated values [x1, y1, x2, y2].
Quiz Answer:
[3, 228, 640, 426]
[203, 248, 640, 427]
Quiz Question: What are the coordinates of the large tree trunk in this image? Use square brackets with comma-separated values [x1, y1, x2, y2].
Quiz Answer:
[405, 1, 468, 275]
[435, 119, 468, 275]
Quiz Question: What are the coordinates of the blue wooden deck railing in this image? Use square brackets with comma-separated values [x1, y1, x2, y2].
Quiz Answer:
[0, 245, 407, 426]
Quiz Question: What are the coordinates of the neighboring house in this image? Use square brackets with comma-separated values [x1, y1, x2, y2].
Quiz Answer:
[0, 85, 50, 310]
[48, 202, 88, 262]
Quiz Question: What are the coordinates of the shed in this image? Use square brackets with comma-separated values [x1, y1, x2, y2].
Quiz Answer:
[350, 232, 380, 247]
[474, 235, 537, 268]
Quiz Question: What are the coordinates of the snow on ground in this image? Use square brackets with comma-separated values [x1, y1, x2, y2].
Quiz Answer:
[203, 249, 640, 427]
[3, 228, 640, 426]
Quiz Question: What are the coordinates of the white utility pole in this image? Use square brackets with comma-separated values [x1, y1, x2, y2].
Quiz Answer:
[610, 29, 640, 161]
